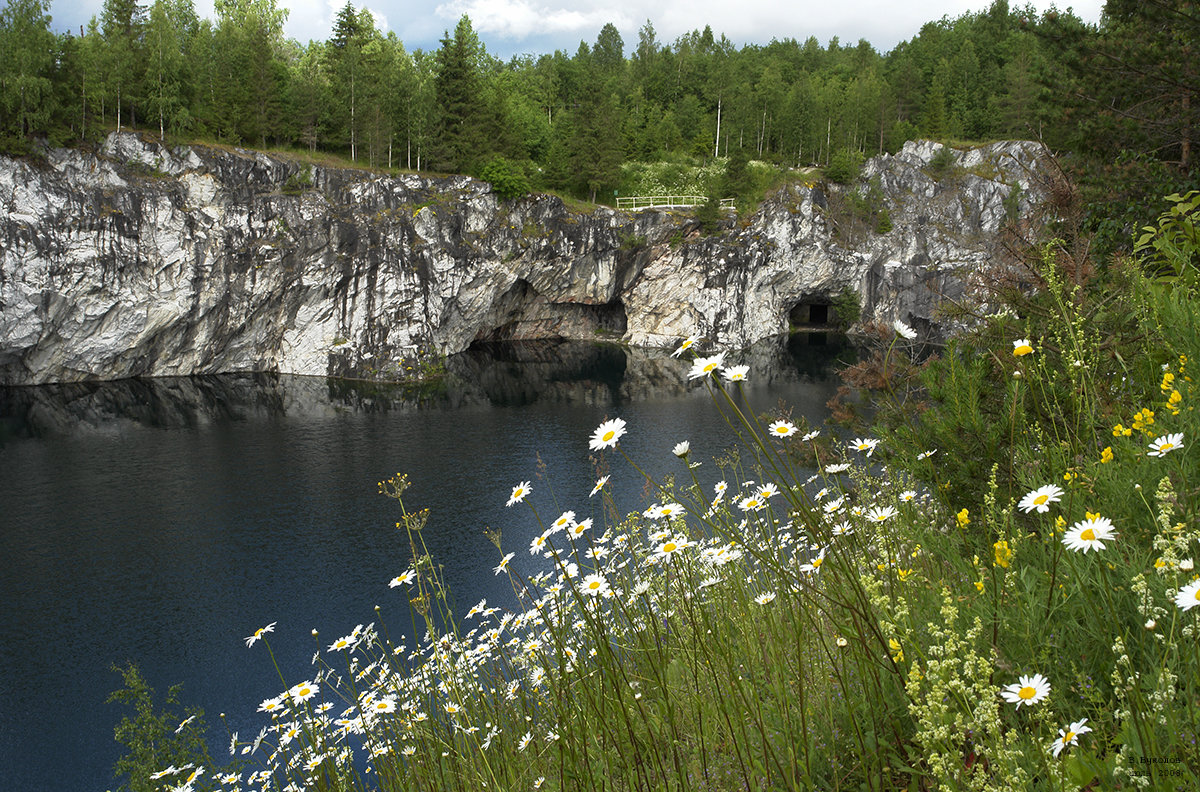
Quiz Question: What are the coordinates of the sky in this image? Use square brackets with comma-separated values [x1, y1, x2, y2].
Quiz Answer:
[47, 0, 1106, 59]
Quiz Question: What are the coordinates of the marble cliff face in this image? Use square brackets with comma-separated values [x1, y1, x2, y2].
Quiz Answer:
[0, 133, 1051, 385]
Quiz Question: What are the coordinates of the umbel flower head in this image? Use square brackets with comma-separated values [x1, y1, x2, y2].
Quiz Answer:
[1000, 673, 1050, 707]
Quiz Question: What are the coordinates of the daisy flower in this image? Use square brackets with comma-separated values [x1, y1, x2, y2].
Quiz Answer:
[493, 552, 515, 575]
[389, 569, 417, 587]
[1147, 432, 1184, 457]
[288, 680, 319, 704]
[851, 437, 879, 456]
[723, 365, 749, 382]
[518, 731, 533, 751]
[1018, 484, 1064, 514]
[916, 449, 937, 460]
[1050, 718, 1091, 758]
[671, 335, 700, 357]
[825, 462, 850, 473]
[654, 536, 690, 560]
[673, 440, 690, 457]
[580, 574, 610, 597]
[569, 518, 592, 539]
[644, 502, 686, 520]
[801, 429, 821, 441]
[1175, 578, 1200, 611]
[244, 622, 276, 648]
[507, 481, 532, 507]
[714, 481, 728, 497]
[1062, 515, 1116, 553]
[1012, 338, 1034, 356]
[757, 482, 779, 499]
[893, 320, 917, 340]
[799, 550, 826, 574]
[548, 511, 575, 535]
[1000, 673, 1050, 707]
[899, 490, 917, 503]
[589, 475, 609, 497]
[754, 591, 777, 605]
[866, 506, 898, 523]
[687, 352, 725, 379]
[529, 534, 549, 555]
[738, 494, 766, 512]
[768, 420, 797, 438]
[589, 418, 627, 451]
[831, 521, 853, 536]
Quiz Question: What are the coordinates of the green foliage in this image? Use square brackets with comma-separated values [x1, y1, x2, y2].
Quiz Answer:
[831, 288, 861, 327]
[926, 145, 957, 179]
[824, 147, 863, 184]
[1134, 190, 1200, 289]
[107, 663, 215, 792]
[281, 165, 313, 195]
[694, 190, 723, 235]
[479, 155, 531, 200]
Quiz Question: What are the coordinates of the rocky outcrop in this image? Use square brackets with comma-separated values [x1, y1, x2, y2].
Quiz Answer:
[0, 133, 1051, 385]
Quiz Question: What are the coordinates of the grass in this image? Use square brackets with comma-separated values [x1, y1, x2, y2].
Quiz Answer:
[129, 205, 1200, 792]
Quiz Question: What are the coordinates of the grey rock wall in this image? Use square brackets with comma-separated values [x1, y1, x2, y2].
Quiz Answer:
[0, 133, 1051, 385]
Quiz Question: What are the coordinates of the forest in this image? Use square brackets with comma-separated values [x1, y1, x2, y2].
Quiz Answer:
[0, 0, 1196, 245]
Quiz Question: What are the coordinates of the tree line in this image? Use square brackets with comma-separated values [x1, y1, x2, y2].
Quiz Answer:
[0, 0, 1195, 223]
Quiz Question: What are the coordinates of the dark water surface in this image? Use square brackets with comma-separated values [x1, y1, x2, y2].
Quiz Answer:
[0, 335, 850, 791]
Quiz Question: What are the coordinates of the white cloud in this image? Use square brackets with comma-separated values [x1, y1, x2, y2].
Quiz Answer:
[436, 0, 631, 39]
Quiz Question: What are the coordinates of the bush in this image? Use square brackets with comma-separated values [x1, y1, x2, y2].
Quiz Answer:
[281, 166, 313, 195]
[480, 156, 532, 201]
[825, 148, 864, 184]
[926, 145, 957, 179]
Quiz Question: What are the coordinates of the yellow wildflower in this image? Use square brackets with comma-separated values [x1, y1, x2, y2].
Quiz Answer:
[993, 540, 1013, 569]
[1161, 371, 1175, 392]
[889, 638, 904, 663]
[957, 508, 970, 528]
[1154, 558, 1166, 569]
[1100, 446, 1114, 464]
[1055, 515, 1066, 533]
[1063, 470, 1077, 482]
[1112, 423, 1132, 437]
[975, 580, 985, 592]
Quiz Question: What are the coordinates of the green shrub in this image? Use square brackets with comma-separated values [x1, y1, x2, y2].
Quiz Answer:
[480, 156, 532, 201]
[281, 166, 313, 195]
[825, 148, 864, 184]
[926, 145, 957, 179]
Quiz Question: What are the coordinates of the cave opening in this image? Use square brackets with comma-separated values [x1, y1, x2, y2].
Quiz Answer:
[470, 279, 628, 346]
[788, 299, 832, 329]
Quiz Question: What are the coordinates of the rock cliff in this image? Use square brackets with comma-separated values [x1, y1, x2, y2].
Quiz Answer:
[0, 133, 1052, 385]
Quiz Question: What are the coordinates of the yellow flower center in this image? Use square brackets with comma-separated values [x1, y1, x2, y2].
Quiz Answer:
[776, 427, 787, 434]
[663, 542, 677, 553]
[1063, 731, 1074, 743]
[1194, 589, 1200, 602]
[1160, 442, 1174, 451]
[1034, 495, 1049, 505]
[812, 557, 823, 568]
[602, 431, 614, 442]
[1081, 528, 1096, 541]
[1018, 686, 1036, 700]
[588, 581, 601, 590]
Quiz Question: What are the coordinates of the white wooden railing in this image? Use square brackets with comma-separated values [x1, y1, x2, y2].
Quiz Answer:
[616, 195, 736, 211]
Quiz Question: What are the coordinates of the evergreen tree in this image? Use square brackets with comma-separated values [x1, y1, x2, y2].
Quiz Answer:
[432, 15, 487, 173]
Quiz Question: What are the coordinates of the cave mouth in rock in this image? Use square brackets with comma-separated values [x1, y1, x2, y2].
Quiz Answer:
[788, 298, 833, 329]
[470, 279, 628, 346]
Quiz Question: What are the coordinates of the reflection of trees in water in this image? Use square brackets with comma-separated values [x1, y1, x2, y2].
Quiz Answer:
[0, 335, 858, 438]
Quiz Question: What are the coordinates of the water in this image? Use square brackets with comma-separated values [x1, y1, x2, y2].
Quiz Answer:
[0, 335, 851, 791]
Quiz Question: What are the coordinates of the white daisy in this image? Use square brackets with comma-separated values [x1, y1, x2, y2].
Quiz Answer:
[754, 591, 777, 605]
[1000, 673, 1050, 707]
[589, 475, 609, 497]
[673, 441, 690, 457]
[671, 335, 700, 358]
[851, 438, 879, 456]
[687, 352, 725, 379]
[1062, 515, 1116, 553]
[723, 365, 749, 382]
[1050, 718, 1091, 758]
[1018, 484, 1064, 514]
[389, 569, 417, 587]
[589, 418, 627, 451]
[1147, 432, 1184, 457]
[507, 481, 532, 507]
[893, 320, 917, 340]
[1174, 578, 1200, 611]
[768, 420, 797, 438]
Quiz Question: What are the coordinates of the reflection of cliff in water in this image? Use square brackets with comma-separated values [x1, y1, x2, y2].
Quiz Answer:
[0, 334, 856, 439]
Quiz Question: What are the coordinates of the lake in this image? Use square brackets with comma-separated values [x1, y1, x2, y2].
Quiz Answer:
[0, 334, 851, 791]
